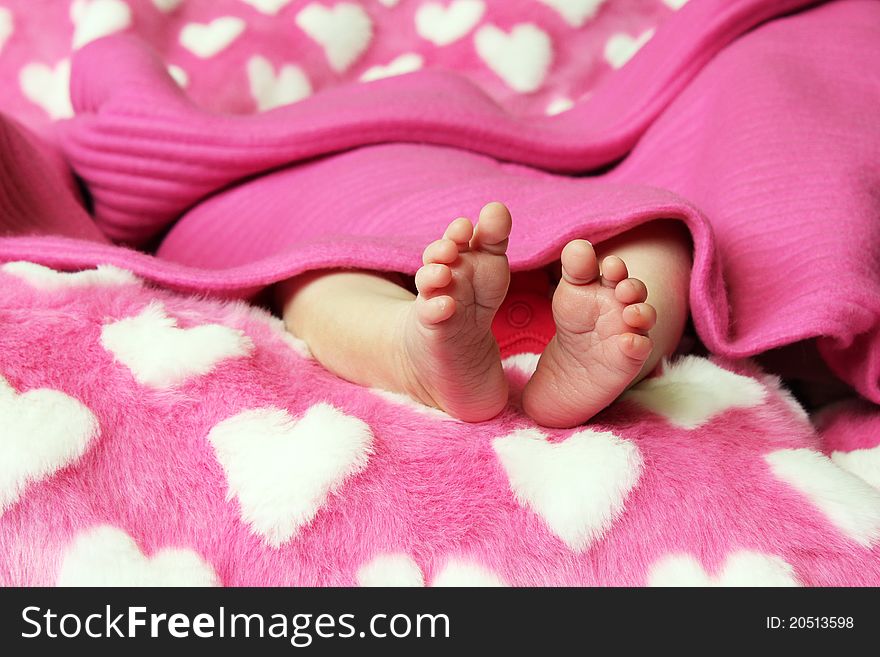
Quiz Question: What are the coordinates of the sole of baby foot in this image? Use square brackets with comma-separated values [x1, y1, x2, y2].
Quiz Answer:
[522, 239, 656, 428]
[396, 201, 513, 422]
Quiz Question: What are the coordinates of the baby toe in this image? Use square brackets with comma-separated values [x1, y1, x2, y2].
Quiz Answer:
[617, 332, 653, 361]
[615, 277, 648, 304]
[444, 217, 474, 250]
[560, 239, 599, 284]
[472, 202, 513, 254]
[422, 238, 460, 265]
[415, 263, 452, 295]
[622, 302, 657, 331]
[416, 294, 456, 325]
[600, 255, 629, 287]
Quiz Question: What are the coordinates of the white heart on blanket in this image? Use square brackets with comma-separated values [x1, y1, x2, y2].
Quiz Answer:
[241, 0, 293, 15]
[0, 375, 98, 515]
[538, 0, 606, 28]
[832, 446, 880, 490]
[360, 53, 423, 82]
[152, 0, 184, 12]
[493, 427, 642, 552]
[0, 8, 13, 54]
[762, 374, 811, 426]
[208, 404, 374, 547]
[369, 387, 456, 420]
[179, 17, 246, 59]
[663, 0, 690, 9]
[357, 554, 506, 587]
[58, 525, 220, 586]
[70, 0, 132, 50]
[295, 2, 373, 73]
[2, 262, 139, 291]
[19, 59, 74, 120]
[432, 559, 507, 586]
[765, 448, 880, 547]
[502, 352, 541, 378]
[621, 356, 766, 429]
[357, 553, 424, 587]
[545, 96, 574, 116]
[247, 55, 312, 111]
[604, 29, 654, 69]
[415, 0, 485, 47]
[474, 23, 553, 93]
[167, 64, 188, 87]
[649, 551, 799, 586]
[100, 301, 254, 389]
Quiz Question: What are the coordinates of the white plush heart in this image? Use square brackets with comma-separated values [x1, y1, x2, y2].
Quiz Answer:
[369, 387, 455, 419]
[2, 262, 139, 291]
[152, 0, 184, 12]
[502, 352, 540, 378]
[19, 59, 74, 120]
[649, 551, 799, 586]
[360, 53, 423, 82]
[167, 64, 188, 87]
[432, 559, 507, 586]
[70, 0, 132, 50]
[58, 525, 219, 586]
[179, 17, 246, 58]
[604, 28, 654, 69]
[763, 374, 810, 426]
[208, 404, 373, 547]
[247, 55, 312, 111]
[832, 446, 880, 490]
[545, 96, 574, 116]
[663, 0, 689, 9]
[765, 448, 880, 547]
[474, 23, 553, 93]
[493, 427, 642, 552]
[241, 0, 293, 15]
[621, 356, 766, 429]
[538, 0, 606, 27]
[295, 2, 373, 73]
[0, 375, 98, 515]
[415, 0, 485, 46]
[100, 301, 254, 389]
[0, 8, 13, 54]
[357, 553, 424, 587]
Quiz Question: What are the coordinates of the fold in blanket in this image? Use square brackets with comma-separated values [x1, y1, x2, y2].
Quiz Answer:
[0, 0, 878, 402]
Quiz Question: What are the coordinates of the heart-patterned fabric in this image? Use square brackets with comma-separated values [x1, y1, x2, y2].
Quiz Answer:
[2, 263, 879, 586]
[0, 0, 674, 127]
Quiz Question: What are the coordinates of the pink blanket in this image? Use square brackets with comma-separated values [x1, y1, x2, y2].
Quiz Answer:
[1, 0, 880, 585]
[1, 262, 879, 586]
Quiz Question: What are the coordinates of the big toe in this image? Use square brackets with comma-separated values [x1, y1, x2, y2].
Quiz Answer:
[472, 201, 512, 254]
[560, 239, 600, 284]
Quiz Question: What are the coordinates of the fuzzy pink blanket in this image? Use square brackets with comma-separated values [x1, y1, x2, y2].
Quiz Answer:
[1, 0, 879, 402]
[1, 0, 880, 585]
[1, 262, 879, 586]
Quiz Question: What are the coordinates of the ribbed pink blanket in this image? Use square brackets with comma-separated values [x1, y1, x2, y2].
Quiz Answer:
[1, 0, 879, 404]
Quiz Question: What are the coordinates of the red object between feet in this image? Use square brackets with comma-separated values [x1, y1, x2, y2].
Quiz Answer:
[492, 270, 556, 359]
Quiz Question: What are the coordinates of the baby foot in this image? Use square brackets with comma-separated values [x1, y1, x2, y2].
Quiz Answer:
[397, 202, 512, 421]
[522, 239, 656, 428]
